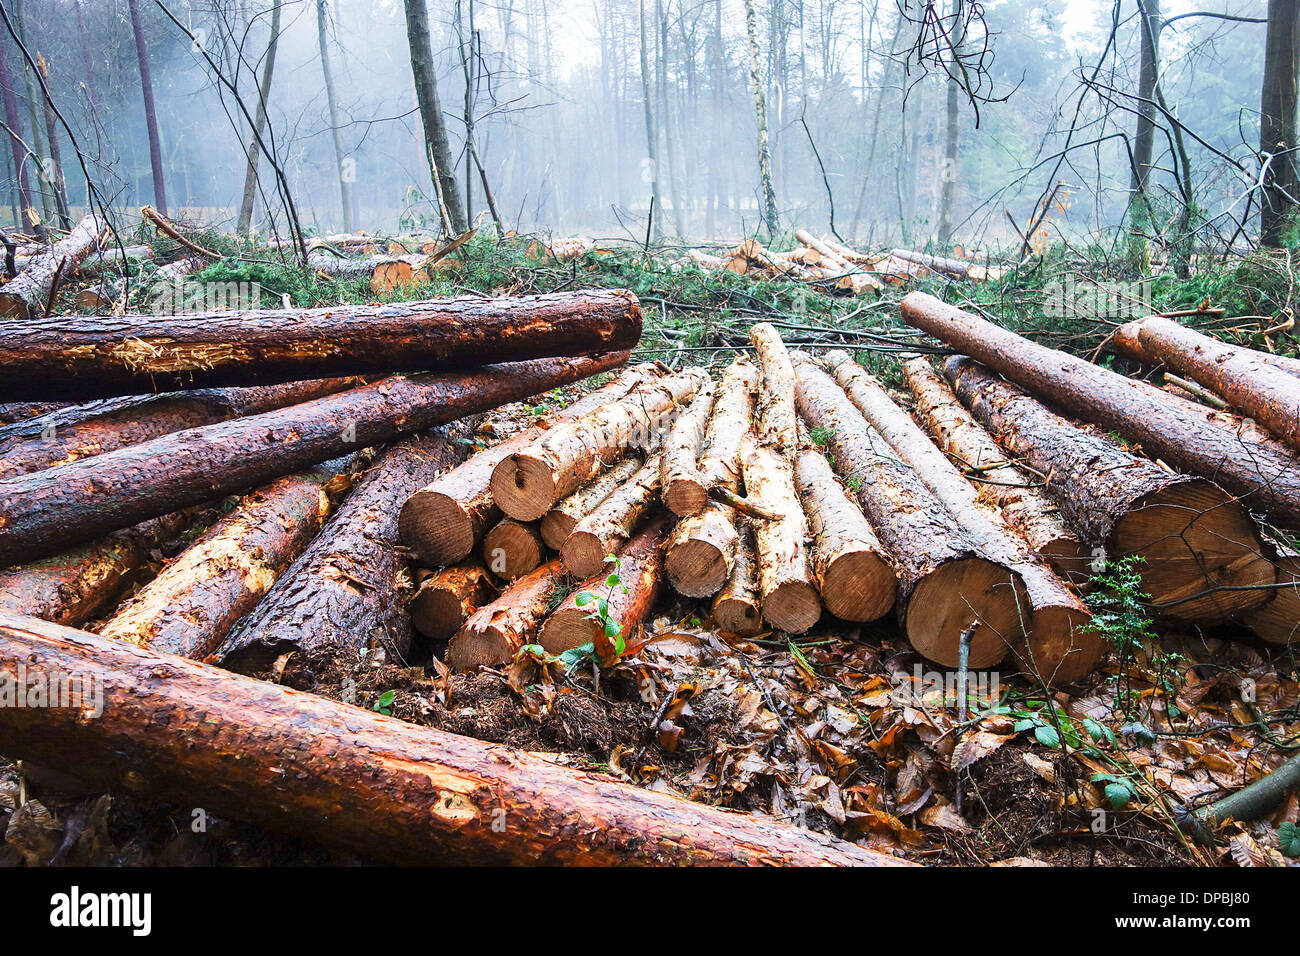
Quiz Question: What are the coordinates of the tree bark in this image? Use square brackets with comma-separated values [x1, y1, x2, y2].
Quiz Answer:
[945, 357, 1274, 624]
[660, 382, 717, 516]
[126, 0, 167, 214]
[541, 456, 643, 550]
[561, 454, 663, 579]
[0, 353, 628, 566]
[237, 0, 283, 233]
[0, 608, 908, 865]
[0, 37, 34, 220]
[446, 557, 565, 669]
[711, 519, 763, 636]
[404, 0, 466, 232]
[637, 0, 663, 239]
[742, 0, 778, 235]
[1261, 0, 1300, 246]
[0, 290, 641, 400]
[1111, 318, 1300, 379]
[750, 323, 801, 452]
[1129, 0, 1161, 256]
[0, 213, 100, 318]
[0, 402, 66, 426]
[482, 518, 544, 580]
[900, 291, 1300, 529]
[409, 561, 496, 642]
[491, 368, 707, 521]
[316, 0, 353, 231]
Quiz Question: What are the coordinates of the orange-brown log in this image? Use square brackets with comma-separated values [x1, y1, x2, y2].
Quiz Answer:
[541, 456, 643, 550]
[665, 500, 739, 598]
[445, 558, 566, 669]
[710, 520, 764, 636]
[409, 561, 497, 642]
[482, 518, 545, 580]
[660, 381, 717, 515]
[1241, 542, 1300, 645]
[561, 454, 664, 579]
[0, 402, 66, 425]
[1111, 317, 1300, 378]
[0, 213, 101, 317]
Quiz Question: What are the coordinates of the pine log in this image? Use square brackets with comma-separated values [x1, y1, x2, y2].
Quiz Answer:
[409, 562, 497, 642]
[541, 456, 643, 550]
[482, 518, 545, 580]
[697, 357, 759, 490]
[825, 351, 1097, 683]
[96, 462, 355, 658]
[446, 559, 566, 670]
[890, 249, 1002, 282]
[0, 289, 642, 400]
[491, 368, 707, 521]
[0, 352, 628, 566]
[0, 512, 194, 626]
[750, 323, 800, 452]
[660, 381, 717, 515]
[794, 445, 896, 623]
[1241, 543, 1300, 644]
[0, 213, 101, 317]
[213, 431, 469, 674]
[901, 357, 1091, 587]
[794, 229, 881, 294]
[0, 401, 66, 425]
[0, 378, 362, 479]
[1112, 317, 1300, 379]
[68, 244, 152, 276]
[711, 520, 764, 636]
[793, 354, 1025, 668]
[946, 358, 1274, 624]
[155, 254, 207, 282]
[0, 608, 908, 866]
[540, 514, 671, 657]
[561, 454, 664, 579]
[307, 250, 427, 294]
[400, 364, 660, 566]
[899, 291, 1300, 529]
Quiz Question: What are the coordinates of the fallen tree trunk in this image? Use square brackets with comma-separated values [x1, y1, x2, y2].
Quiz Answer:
[899, 291, 1300, 529]
[793, 353, 1025, 668]
[62, 244, 152, 276]
[307, 250, 428, 295]
[213, 431, 469, 674]
[0, 213, 101, 317]
[541, 457, 643, 551]
[710, 520, 764, 636]
[540, 513, 671, 657]
[1112, 317, 1300, 379]
[666, 500, 741, 599]
[794, 444, 896, 623]
[660, 382, 717, 516]
[561, 454, 664, 579]
[750, 323, 801, 452]
[0, 608, 909, 866]
[446, 558, 566, 670]
[400, 363, 657, 566]
[155, 254, 208, 282]
[0, 377, 362, 479]
[901, 357, 1091, 586]
[482, 518, 545, 580]
[1241, 542, 1300, 644]
[97, 461, 355, 658]
[409, 561, 497, 642]
[946, 358, 1274, 624]
[0, 352, 627, 566]
[0, 401, 66, 425]
[890, 248, 1002, 282]
[825, 351, 1097, 684]
[491, 368, 707, 521]
[794, 230, 880, 294]
[0, 289, 642, 400]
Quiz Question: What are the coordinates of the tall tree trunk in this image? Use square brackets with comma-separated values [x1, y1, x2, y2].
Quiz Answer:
[403, 0, 467, 233]
[1128, 0, 1160, 262]
[657, 0, 685, 236]
[1261, 0, 1300, 246]
[936, 0, 964, 245]
[706, 0, 724, 237]
[126, 0, 167, 215]
[742, 0, 778, 236]
[36, 54, 72, 228]
[638, 0, 663, 239]
[0, 37, 34, 223]
[237, 0, 283, 234]
[74, 0, 97, 110]
[12, 0, 52, 224]
[316, 0, 353, 232]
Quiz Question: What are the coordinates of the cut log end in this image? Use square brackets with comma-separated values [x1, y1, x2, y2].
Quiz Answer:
[410, 564, 495, 642]
[398, 490, 478, 567]
[445, 626, 515, 671]
[762, 581, 822, 634]
[665, 535, 731, 598]
[712, 593, 764, 636]
[482, 519, 544, 580]
[663, 477, 709, 517]
[538, 606, 597, 654]
[490, 454, 557, 522]
[1242, 553, 1300, 645]
[1016, 605, 1107, 686]
[561, 530, 609, 581]
[905, 557, 1026, 668]
[540, 510, 578, 552]
[819, 550, 896, 623]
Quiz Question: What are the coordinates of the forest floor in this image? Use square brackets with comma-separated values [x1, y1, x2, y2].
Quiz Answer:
[3, 228, 1299, 867]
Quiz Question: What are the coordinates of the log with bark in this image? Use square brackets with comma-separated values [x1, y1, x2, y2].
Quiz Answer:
[0, 378, 362, 479]
[445, 558, 566, 670]
[1111, 317, 1300, 379]
[0, 213, 101, 317]
[793, 353, 1027, 668]
[0, 352, 627, 566]
[0, 289, 642, 400]
[946, 358, 1274, 624]
[213, 431, 468, 674]
[0, 401, 66, 425]
[0, 608, 909, 866]
[490, 367, 707, 521]
[901, 358, 1092, 586]
[307, 250, 428, 294]
[1241, 542, 1300, 645]
[482, 518, 545, 579]
[561, 454, 664, 579]
[541, 456, 644, 551]
[750, 323, 801, 452]
[899, 291, 1300, 529]
[824, 351, 1097, 684]
[399, 363, 659, 566]
[660, 381, 717, 515]
[890, 248, 1002, 282]
[409, 561, 497, 642]
[540, 513, 672, 657]
[710, 520, 764, 636]
[794, 229, 880, 294]
[96, 460, 356, 658]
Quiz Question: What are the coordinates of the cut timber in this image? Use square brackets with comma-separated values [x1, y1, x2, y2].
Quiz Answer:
[0, 402, 66, 425]
[399, 363, 657, 566]
[98, 462, 352, 658]
[902, 358, 1091, 587]
[899, 291, 1300, 529]
[697, 357, 759, 492]
[540, 514, 672, 657]
[890, 249, 1002, 282]
[214, 431, 469, 674]
[482, 519, 544, 579]
[660, 381, 717, 515]
[750, 323, 800, 451]
[307, 250, 427, 294]
[0, 512, 193, 626]
[1130, 316, 1300, 452]
[0, 378, 361, 479]
[446, 559, 565, 669]
[0, 213, 101, 317]
[409, 562, 496, 642]
[491, 367, 707, 521]
[711, 520, 764, 636]
[794, 229, 881, 294]
[794, 445, 896, 622]
[1112, 317, 1300, 379]
[155, 254, 207, 282]
[0, 352, 627, 566]
[793, 353, 1024, 668]
[0, 289, 642, 400]
[824, 351, 1096, 684]
[946, 358, 1274, 624]
[0, 609, 909, 866]
[561, 455, 664, 579]
[741, 436, 821, 633]
[541, 457, 643, 551]
[1241, 542, 1300, 644]
[666, 500, 740, 598]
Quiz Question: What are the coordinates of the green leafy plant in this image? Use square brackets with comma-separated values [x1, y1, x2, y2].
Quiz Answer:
[573, 556, 630, 661]
[1083, 556, 1157, 717]
[373, 690, 396, 716]
[1279, 822, 1300, 857]
[1091, 772, 1140, 810]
